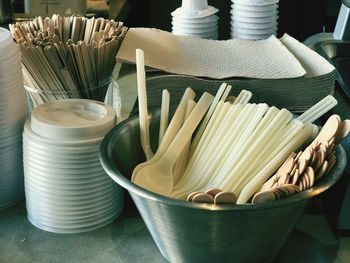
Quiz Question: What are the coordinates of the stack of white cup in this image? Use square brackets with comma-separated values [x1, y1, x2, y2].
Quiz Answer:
[171, 0, 219, 40]
[0, 27, 26, 209]
[23, 99, 123, 233]
[230, 0, 279, 40]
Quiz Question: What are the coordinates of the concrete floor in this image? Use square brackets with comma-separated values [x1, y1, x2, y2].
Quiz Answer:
[0, 197, 349, 263]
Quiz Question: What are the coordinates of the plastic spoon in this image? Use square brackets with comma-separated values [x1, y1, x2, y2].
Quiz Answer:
[172, 103, 242, 199]
[215, 109, 293, 192]
[133, 92, 213, 196]
[172, 100, 197, 185]
[197, 104, 267, 193]
[158, 89, 170, 145]
[136, 49, 153, 160]
[231, 119, 305, 195]
[233, 90, 252, 105]
[220, 85, 232, 102]
[171, 101, 231, 196]
[131, 87, 195, 182]
[189, 82, 227, 157]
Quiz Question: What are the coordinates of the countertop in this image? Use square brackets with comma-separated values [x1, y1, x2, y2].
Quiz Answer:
[0, 198, 349, 263]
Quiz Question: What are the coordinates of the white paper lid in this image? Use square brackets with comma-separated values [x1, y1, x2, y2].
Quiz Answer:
[30, 99, 115, 141]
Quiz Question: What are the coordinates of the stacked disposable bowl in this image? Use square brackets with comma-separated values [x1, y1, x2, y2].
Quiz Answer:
[0, 27, 26, 209]
[171, 0, 219, 40]
[231, 0, 279, 40]
[23, 99, 123, 233]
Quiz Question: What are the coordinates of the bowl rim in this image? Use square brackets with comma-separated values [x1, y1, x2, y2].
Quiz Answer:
[100, 110, 347, 211]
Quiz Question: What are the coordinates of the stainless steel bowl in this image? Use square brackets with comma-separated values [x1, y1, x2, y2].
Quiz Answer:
[100, 110, 347, 263]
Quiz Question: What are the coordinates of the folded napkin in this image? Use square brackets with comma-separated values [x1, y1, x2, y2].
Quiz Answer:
[280, 34, 335, 78]
[113, 28, 335, 121]
[116, 28, 307, 79]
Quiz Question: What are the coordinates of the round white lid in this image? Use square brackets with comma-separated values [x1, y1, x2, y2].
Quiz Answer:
[30, 99, 115, 141]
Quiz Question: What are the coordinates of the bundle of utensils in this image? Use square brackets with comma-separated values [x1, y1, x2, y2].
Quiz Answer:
[9, 15, 128, 105]
[252, 115, 349, 203]
[130, 49, 349, 205]
[171, 0, 219, 40]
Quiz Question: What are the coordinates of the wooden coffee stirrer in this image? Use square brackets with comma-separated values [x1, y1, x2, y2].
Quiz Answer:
[187, 188, 237, 205]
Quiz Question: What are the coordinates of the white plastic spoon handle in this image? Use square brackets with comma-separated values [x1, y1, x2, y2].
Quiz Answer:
[162, 92, 213, 166]
[131, 87, 195, 182]
[297, 95, 338, 124]
[189, 82, 227, 155]
[173, 100, 197, 184]
[136, 49, 153, 160]
[156, 87, 196, 157]
[233, 90, 252, 105]
[240, 90, 253, 106]
[220, 84, 232, 102]
[159, 89, 170, 145]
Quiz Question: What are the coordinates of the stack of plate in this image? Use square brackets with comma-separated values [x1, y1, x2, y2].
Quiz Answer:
[23, 99, 123, 233]
[231, 0, 279, 40]
[171, 0, 219, 40]
[0, 27, 26, 209]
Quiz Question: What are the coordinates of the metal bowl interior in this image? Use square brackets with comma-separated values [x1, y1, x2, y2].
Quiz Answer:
[100, 109, 347, 263]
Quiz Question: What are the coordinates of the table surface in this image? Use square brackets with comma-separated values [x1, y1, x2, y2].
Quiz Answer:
[0, 198, 349, 263]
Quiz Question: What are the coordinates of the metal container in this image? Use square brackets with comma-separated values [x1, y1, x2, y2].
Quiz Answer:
[100, 110, 347, 263]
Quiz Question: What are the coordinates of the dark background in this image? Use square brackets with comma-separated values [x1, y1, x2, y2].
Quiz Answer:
[11, 0, 343, 41]
[121, 0, 342, 41]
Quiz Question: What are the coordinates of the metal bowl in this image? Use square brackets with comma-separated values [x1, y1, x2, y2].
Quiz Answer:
[100, 110, 347, 263]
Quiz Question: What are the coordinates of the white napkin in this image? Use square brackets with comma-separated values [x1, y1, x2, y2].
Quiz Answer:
[280, 34, 335, 78]
[116, 28, 306, 79]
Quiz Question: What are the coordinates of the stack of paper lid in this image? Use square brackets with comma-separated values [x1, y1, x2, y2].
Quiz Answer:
[171, 0, 219, 40]
[23, 99, 123, 233]
[230, 0, 279, 40]
[0, 27, 26, 209]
